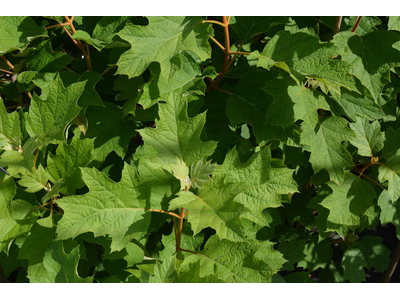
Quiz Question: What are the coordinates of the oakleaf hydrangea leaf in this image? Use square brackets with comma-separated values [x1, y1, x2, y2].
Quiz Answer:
[72, 16, 130, 51]
[0, 99, 21, 149]
[301, 116, 356, 184]
[86, 102, 137, 163]
[333, 31, 400, 101]
[169, 158, 190, 191]
[356, 235, 391, 273]
[26, 74, 85, 144]
[56, 163, 151, 252]
[189, 159, 217, 189]
[116, 16, 213, 80]
[138, 52, 206, 109]
[26, 40, 73, 73]
[297, 236, 332, 271]
[320, 173, 376, 227]
[28, 241, 92, 283]
[169, 180, 246, 242]
[47, 134, 94, 195]
[139, 93, 217, 167]
[342, 248, 367, 283]
[388, 16, 400, 32]
[378, 155, 400, 202]
[18, 165, 49, 193]
[180, 235, 286, 283]
[378, 190, 400, 238]
[255, 30, 357, 94]
[0, 16, 47, 55]
[214, 146, 297, 226]
[225, 69, 299, 144]
[349, 117, 385, 157]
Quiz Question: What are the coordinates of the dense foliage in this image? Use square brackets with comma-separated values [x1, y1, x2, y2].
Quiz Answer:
[0, 16, 400, 283]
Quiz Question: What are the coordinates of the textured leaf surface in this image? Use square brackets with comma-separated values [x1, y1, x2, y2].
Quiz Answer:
[26, 74, 85, 144]
[378, 155, 400, 202]
[349, 117, 385, 157]
[139, 93, 217, 166]
[334, 31, 400, 100]
[116, 16, 213, 80]
[256, 30, 356, 94]
[321, 173, 375, 227]
[214, 146, 297, 226]
[301, 116, 355, 183]
[169, 180, 245, 242]
[180, 235, 286, 283]
[0, 16, 47, 55]
[56, 163, 151, 252]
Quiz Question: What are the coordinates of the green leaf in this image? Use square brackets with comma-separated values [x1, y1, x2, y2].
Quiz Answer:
[56, 163, 151, 252]
[378, 155, 400, 202]
[320, 173, 376, 228]
[342, 248, 367, 283]
[169, 181, 246, 242]
[333, 31, 400, 101]
[18, 165, 49, 193]
[301, 116, 355, 184]
[138, 52, 205, 109]
[357, 235, 391, 273]
[72, 16, 130, 51]
[0, 99, 21, 149]
[255, 30, 357, 94]
[388, 16, 400, 32]
[297, 236, 332, 271]
[116, 16, 213, 80]
[189, 159, 217, 189]
[27, 240, 93, 283]
[330, 88, 386, 121]
[139, 93, 217, 167]
[230, 16, 289, 43]
[86, 102, 137, 163]
[169, 158, 190, 191]
[349, 117, 385, 157]
[214, 146, 298, 226]
[0, 16, 47, 55]
[378, 189, 400, 238]
[148, 255, 178, 283]
[26, 39, 73, 72]
[225, 69, 299, 144]
[26, 74, 85, 144]
[179, 235, 286, 283]
[47, 134, 94, 195]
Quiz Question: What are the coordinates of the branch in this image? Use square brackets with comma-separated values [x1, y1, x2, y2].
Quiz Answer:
[202, 20, 225, 27]
[147, 208, 181, 219]
[334, 16, 343, 34]
[352, 16, 363, 33]
[382, 240, 400, 282]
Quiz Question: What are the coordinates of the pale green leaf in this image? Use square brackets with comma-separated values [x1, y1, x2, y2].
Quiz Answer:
[18, 165, 49, 193]
[378, 155, 400, 202]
